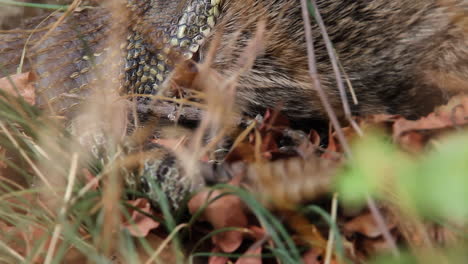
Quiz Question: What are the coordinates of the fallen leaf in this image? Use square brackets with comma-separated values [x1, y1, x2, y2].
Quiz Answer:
[344, 210, 397, 239]
[245, 226, 266, 241]
[397, 131, 428, 153]
[393, 96, 468, 141]
[322, 124, 340, 160]
[122, 198, 160, 237]
[0, 72, 36, 105]
[188, 187, 248, 253]
[235, 244, 262, 264]
[209, 246, 229, 264]
[225, 141, 256, 163]
[285, 211, 327, 248]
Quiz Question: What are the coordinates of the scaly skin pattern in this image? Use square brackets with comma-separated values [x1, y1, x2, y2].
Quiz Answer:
[0, 0, 223, 117]
[0, 9, 115, 116]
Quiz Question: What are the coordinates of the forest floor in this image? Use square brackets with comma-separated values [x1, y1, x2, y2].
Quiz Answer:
[1, 1, 468, 264]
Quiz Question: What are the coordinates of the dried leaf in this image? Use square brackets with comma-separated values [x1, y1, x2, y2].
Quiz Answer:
[397, 131, 427, 153]
[235, 244, 262, 264]
[393, 96, 468, 141]
[344, 211, 397, 239]
[122, 198, 160, 237]
[285, 211, 327, 248]
[322, 125, 340, 160]
[0, 72, 36, 105]
[188, 188, 248, 253]
[208, 246, 229, 264]
[245, 225, 266, 241]
[225, 142, 256, 163]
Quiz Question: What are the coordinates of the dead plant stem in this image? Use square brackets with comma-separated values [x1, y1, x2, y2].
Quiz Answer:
[44, 153, 79, 264]
[145, 223, 188, 264]
[300, 0, 399, 257]
[0, 240, 25, 262]
[299, 0, 351, 156]
[324, 193, 338, 264]
[0, 121, 56, 194]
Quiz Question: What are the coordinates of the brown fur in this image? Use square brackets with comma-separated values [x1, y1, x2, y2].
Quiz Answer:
[207, 0, 468, 122]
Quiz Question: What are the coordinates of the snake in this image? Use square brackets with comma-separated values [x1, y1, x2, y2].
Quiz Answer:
[0, 0, 226, 209]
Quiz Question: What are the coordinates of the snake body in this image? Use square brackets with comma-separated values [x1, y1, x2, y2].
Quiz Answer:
[0, 0, 223, 117]
[124, 0, 222, 95]
[0, 0, 225, 208]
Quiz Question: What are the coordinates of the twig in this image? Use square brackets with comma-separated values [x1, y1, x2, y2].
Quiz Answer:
[366, 196, 400, 257]
[301, 0, 399, 256]
[309, 1, 363, 136]
[299, 0, 351, 156]
[137, 102, 204, 123]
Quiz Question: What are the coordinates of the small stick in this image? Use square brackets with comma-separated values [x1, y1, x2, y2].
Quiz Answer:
[310, 1, 363, 136]
[300, 0, 399, 256]
[366, 196, 400, 257]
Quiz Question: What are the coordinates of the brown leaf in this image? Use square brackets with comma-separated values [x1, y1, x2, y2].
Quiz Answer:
[225, 142, 256, 163]
[285, 211, 327, 248]
[235, 244, 262, 264]
[209, 246, 229, 264]
[0, 72, 36, 105]
[188, 188, 248, 253]
[245, 225, 266, 241]
[321, 125, 340, 160]
[344, 211, 397, 239]
[122, 198, 160, 237]
[393, 96, 468, 141]
[397, 131, 427, 153]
